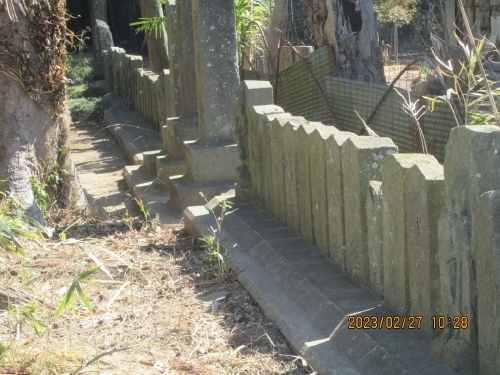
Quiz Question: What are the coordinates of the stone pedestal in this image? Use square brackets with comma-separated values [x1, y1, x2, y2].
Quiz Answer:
[158, 0, 199, 180]
[167, 0, 240, 211]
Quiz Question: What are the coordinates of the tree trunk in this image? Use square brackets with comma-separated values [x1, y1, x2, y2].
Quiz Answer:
[302, 0, 386, 84]
[0, 0, 88, 225]
[139, 0, 169, 72]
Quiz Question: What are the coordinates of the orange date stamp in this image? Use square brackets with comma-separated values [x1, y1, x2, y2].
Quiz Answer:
[347, 315, 423, 329]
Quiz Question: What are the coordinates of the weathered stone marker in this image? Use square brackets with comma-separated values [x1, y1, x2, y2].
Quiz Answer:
[166, 0, 241, 210]
[326, 131, 354, 269]
[166, 0, 181, 118]
[162, 0, 199, 166]
[366, 180, 383, 296]
[235, 81, 274, 202]
[405, 159, 444, 337]
[434, 125, 500, 373]
[342, 136, 398, 285]
[475, 189, 500, 375]
[382, 154, 436, 314]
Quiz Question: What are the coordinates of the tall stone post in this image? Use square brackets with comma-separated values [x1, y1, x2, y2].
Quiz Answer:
[166, 0, 181, 118]
[159, 0, 200, 177]
[165, 0, 241, 210]
[432, 125, 500, 373]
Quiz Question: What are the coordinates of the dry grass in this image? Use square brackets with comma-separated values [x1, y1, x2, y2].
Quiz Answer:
[0, 211, 314, 375]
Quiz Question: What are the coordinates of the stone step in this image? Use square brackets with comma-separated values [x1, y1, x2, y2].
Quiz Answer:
[104, 95, 163, 165]
[156, 155, 186, 186]
[123, 165, 182, 225]
[184, 201, 462, 375]
[143, 150, 166, 176]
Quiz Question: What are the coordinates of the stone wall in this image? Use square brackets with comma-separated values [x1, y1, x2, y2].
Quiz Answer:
[240, 80, 500, 374]
[101, 47, 171, 132]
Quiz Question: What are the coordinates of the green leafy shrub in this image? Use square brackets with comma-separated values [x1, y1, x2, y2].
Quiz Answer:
[65, 55, 93, 85]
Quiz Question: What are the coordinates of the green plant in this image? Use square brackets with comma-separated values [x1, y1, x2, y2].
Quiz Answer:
[133, 197, 160, 230]
[130, 0, 168, 38]
[425, 0, 500, 126]
[65, 55, 93, 85]
[199, 193, 235, 277]
[0, 193, 45, 254]
[55, 266, 101, 318]
[235, 0, 268, 53]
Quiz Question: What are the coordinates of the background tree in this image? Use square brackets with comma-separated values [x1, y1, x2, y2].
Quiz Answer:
[0, 0, 87, 224]
[301, 0, 386, 83]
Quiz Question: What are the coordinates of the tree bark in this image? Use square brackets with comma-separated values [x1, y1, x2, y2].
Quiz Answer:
[0, 1, 88, 225]
[302, 0, 386, 84]
[139, 0, 169, 72]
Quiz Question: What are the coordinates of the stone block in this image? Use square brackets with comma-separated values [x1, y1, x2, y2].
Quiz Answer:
[326, 131, 354, 269]
[366, 180, 383, 297]
[269, 117, 287, 224]
[163, 117, 199, 160]
[405, 160, 445, 337]
[297, 122, 319, 245]
[192, 0, 239, 145]
[475, 190, 500, 375]
[434, 125, 500, 372]
[243, 80, 274, 113]
[156, 155, 185, 186]
[282, 120, 303, 235]
[382, 154, 436, 314]
[184, 142, 240, 183]
[248, 105, 284, 207]
[263, 113, 294, 217]
[342, 136, 398, 286]
[143, 150, 166, 176]
[310, 125, 339, 257]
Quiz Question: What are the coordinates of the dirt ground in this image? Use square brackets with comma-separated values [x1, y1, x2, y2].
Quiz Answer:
[0, 109, 314, 375]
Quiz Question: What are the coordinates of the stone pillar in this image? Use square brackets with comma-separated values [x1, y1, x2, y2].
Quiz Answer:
[325, 131, 354, 268]
[166, 0, 242, 210]
[366, 180, 383, 297]
[297, 123, 319, 245]
[433, 125, 500, 373]
[234, 81, 274, 202]
[161, 0, 199, 176]
[475, 190, 500, 375]
[310, 126, 339, 257]
[405, 159, 445, 337]
[342, 136, 398, 285]
[382, 154, 436, 314]
[166, 0, 181, 118]
[282, 119, 304, 235]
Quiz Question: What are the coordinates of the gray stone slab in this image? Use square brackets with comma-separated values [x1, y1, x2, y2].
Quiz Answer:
[156, 155, 185, 185]
[367, 180, 383, 297]
[325, 131, 354, 269]
[163, 117, 199, 160]
[143, 149, 166, 176]
[104, 101, 163, 164]
[405, 160, 444, 337]
[192, 0, 239, 145]
[475, 190, 500, 375]
[282, 120, 303, 235]
[382, 154, 436, 315]
[183, 202, 460, 375]
[297, 122, 318, 245]
[184, 142, 240, 183]
[248, 105, 284, 207]
[342, 136, 398, 286]
[310, 126, 339, 257]
[434, 125, 500, 372]
[269, 117, 288, 224]
[123, 165, 182, 224]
